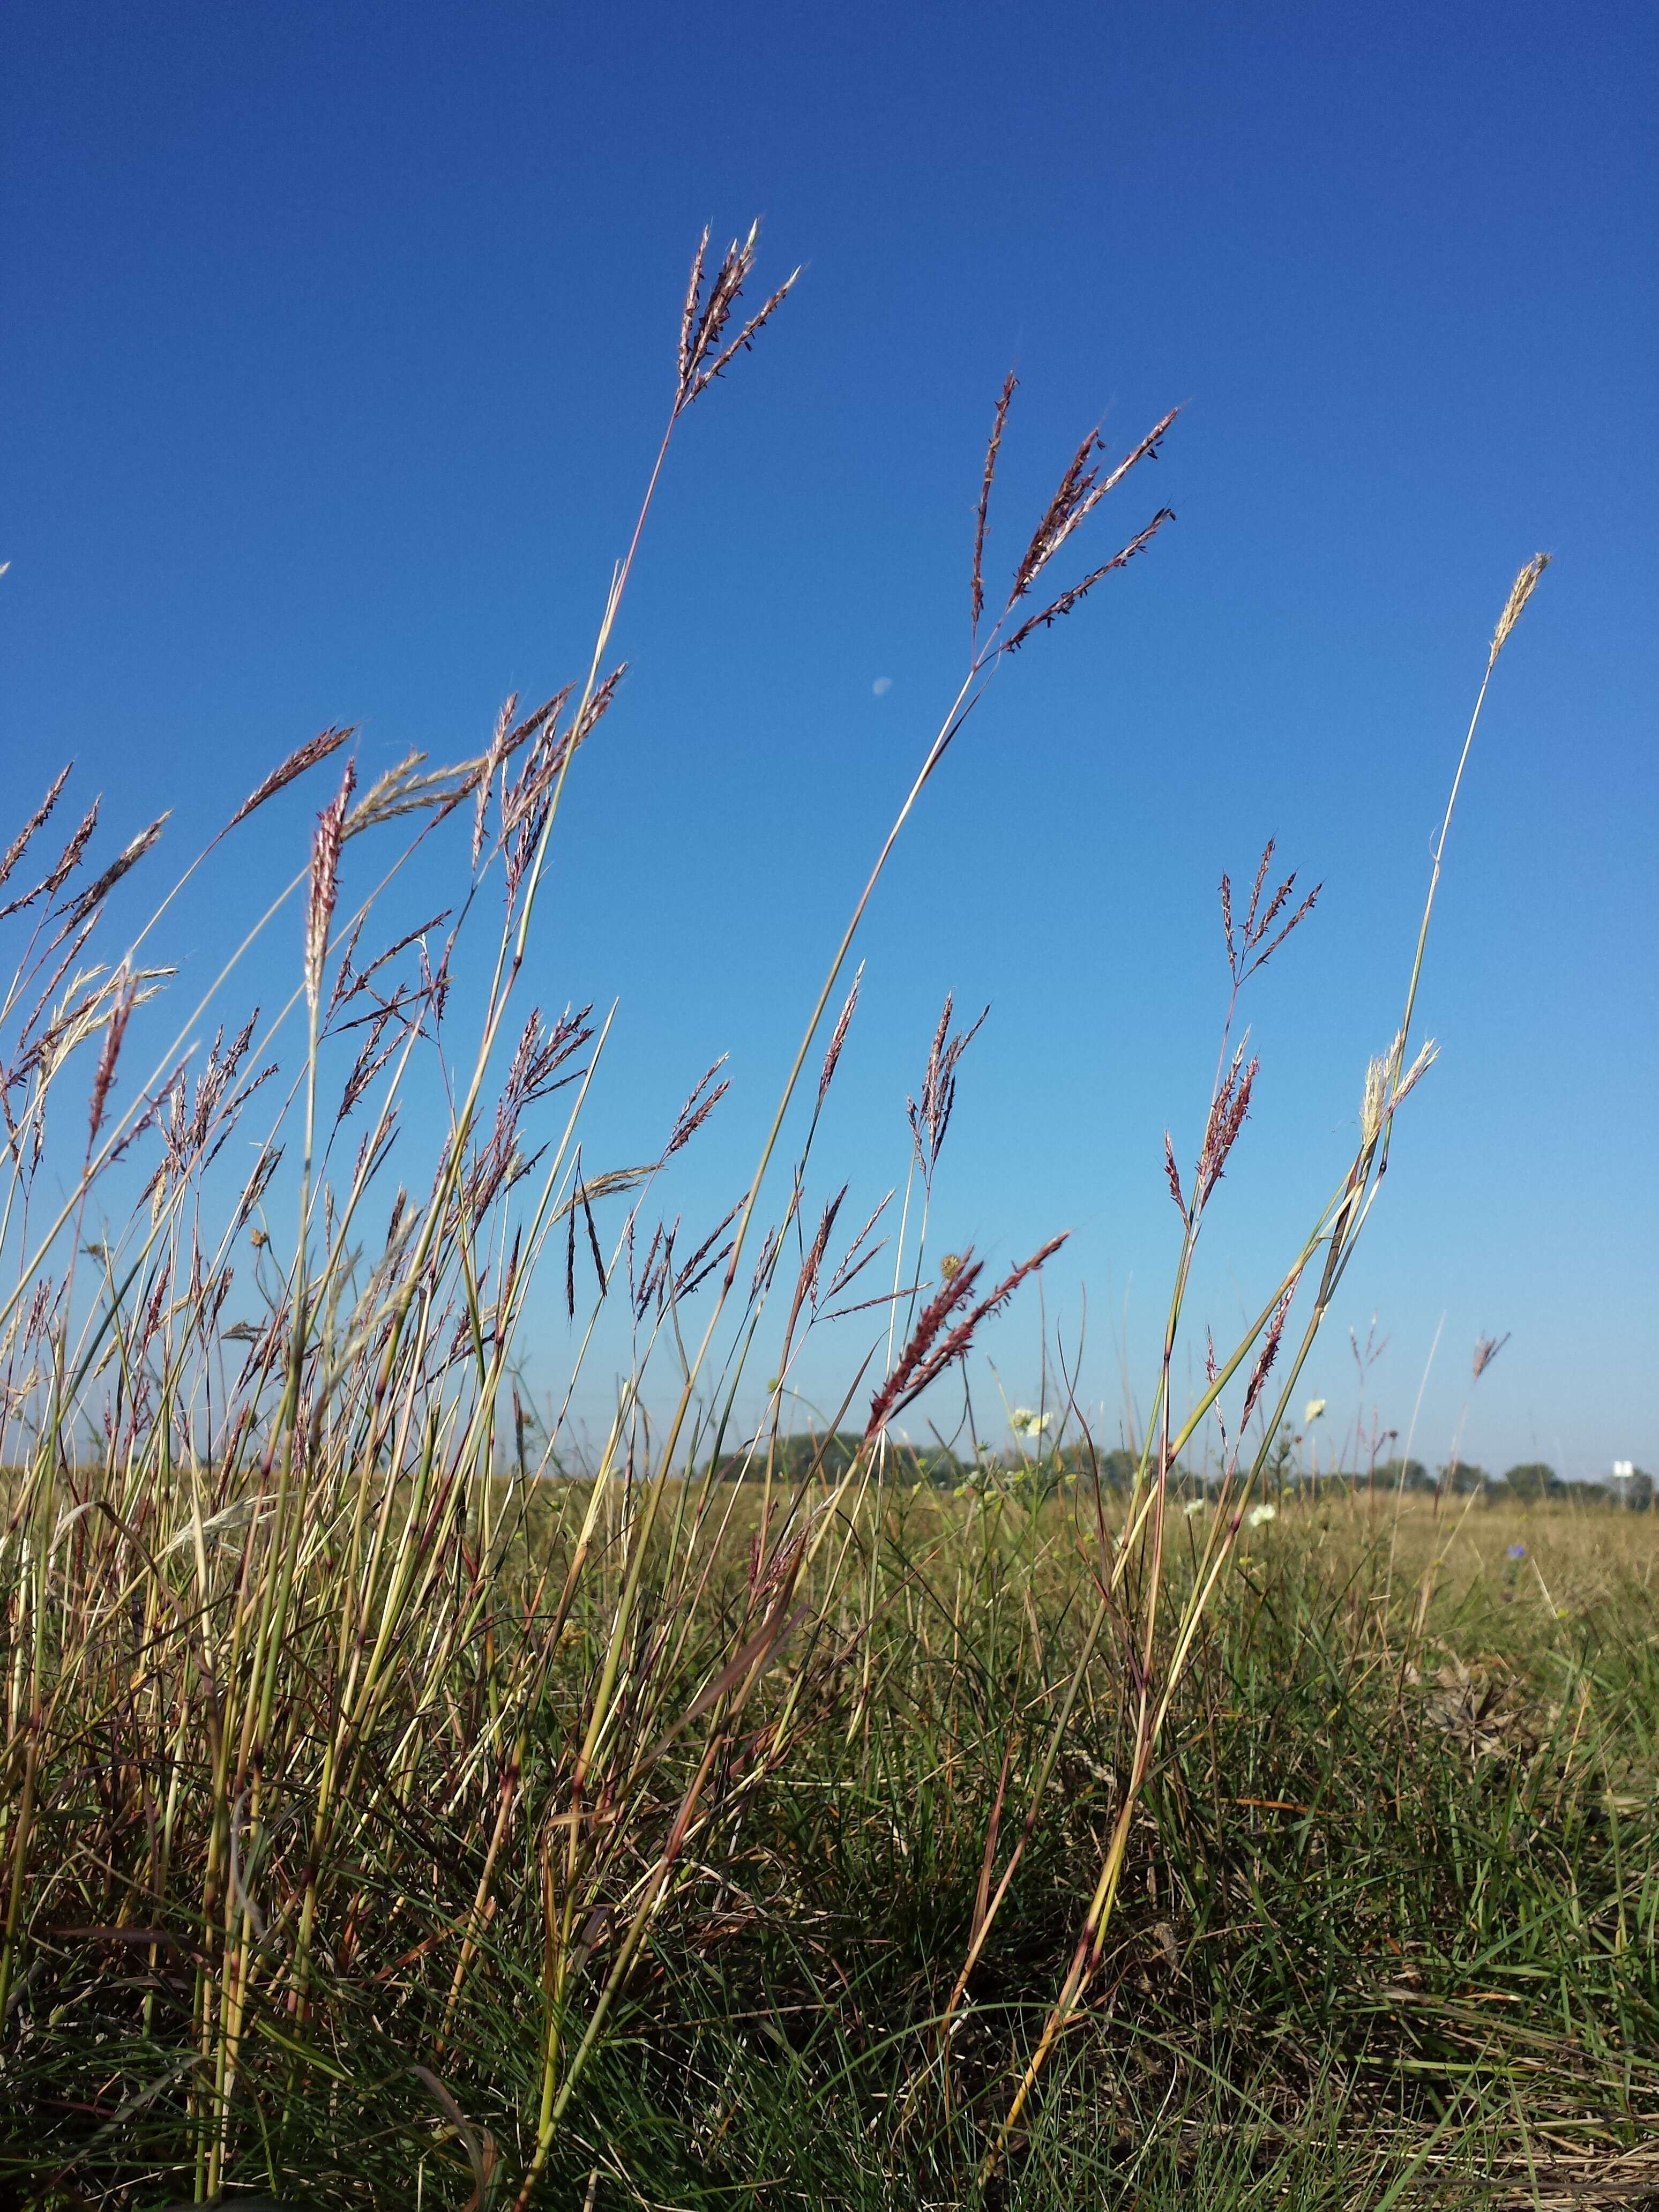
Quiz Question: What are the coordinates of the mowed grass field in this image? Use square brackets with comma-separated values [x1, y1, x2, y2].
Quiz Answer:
[8, 1475, 1657, 2209]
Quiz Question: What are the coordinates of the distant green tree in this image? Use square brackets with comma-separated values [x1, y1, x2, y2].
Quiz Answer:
[1503, 1461, 1558, 1501]
[718, 1432, 866, 1483]
[1051, 1446, 1138, 1489]
[1375, 1456, 1431, 1492]
[1440, 1460, 1488, 1495]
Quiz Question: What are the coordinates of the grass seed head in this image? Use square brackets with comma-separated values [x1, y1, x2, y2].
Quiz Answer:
[676, 219, 798, 413]
[1489, 551, 1551, 666]
[228, 726, 353, 831]
[0, 764, 73, 896]
[304, 761, 355, 1019]
[1361, 1055, 1387, 1149]
[972, 370, 1018, 637]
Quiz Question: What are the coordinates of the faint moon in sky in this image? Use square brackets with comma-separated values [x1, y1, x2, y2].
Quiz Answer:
[871, 676, 893, 696]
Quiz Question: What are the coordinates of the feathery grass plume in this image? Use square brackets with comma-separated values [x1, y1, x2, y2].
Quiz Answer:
[471, 682, 576, 882]
[669, 1197, 743, 1303]
[816, 963, 862, 1105]
[13, 962, 172, 1113]
[1009, 408, 1178, 609]
[85, 967, 136, 1148]
[822, 1188, 892, 1308]
[303, 761, 355, 1018]
[1012, 428, 1105, 600]
[664, 1058, 731, 1157]
[463, 1008, 594, 1218]
[143, 1014, 272, 1205]
[500, 667, 624, 910]
[580, 1174, 607, 1294]
[1471, 1329, 1511, 1381]
[1392, 1034, 1438, 1107]
[675, 221, 799, 414]
[1194, 1044, 1259, 1205]
[1003, 507, 1176, 651]
[907, 993, 987, 1183]
[1162, 1130, 1186, 1217]
[474, 696, 517, 869]
[1221, 836, 1321, 987]
[633, 1216, 667, 1317]
[864, 1252, 984, 1437]
[1490, 551, 1551, 665]
[329, 907, 450, 1019]
[0, 795, 100, 920]
[0, 764, 72, 894]
[345, 749, 490, 839]
[867, 1234, 1066, 1437]
[505, 684, 578, 756]
[564, 661, 627, 756]
[779, 1185, 847, 1348]
[1360, 1052, 1388, 1148]
[60, 813, 169, 931]
[972, 370, 1018, 637]
[1360, 1027, 1435, 1151]
[227, 726, 353, 830]
[1239, 1286, 1294, 1430]
[231, 1141, 285, 1232]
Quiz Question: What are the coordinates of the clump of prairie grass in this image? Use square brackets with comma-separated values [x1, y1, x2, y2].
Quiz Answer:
[0, 230, 1611, 2212]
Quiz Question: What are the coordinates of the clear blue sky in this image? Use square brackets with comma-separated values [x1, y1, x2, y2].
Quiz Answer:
[3, 1, 1654, 1477]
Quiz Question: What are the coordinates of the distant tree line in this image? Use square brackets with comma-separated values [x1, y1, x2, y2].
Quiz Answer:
[1297, 1456, 1654, 1507]
[710, 1436, 1656, 1509]
[710, 1434, 1146, 1489]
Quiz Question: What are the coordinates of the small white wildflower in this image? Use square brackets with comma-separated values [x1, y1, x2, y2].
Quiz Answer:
[1010, 1407, 1052, 1438]
[1247, 1503, 1277, 1529]
[1304, 1398, 1326, 1424]
[1183, 1497, 1207, 1517]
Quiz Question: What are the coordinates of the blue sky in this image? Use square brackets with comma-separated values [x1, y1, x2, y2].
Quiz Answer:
[3, 0, 1654, 1476]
